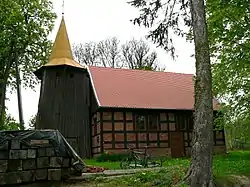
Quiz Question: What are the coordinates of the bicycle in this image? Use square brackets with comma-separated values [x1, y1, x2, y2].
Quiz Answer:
[120, 146, 163, 169]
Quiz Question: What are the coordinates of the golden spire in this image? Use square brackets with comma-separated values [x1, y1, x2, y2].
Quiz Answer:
[49, 16, 73, 61]
[34, 15, 85, 78]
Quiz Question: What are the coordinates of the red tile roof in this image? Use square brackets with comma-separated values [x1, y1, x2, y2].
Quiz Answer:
[88, 66, 220, 110]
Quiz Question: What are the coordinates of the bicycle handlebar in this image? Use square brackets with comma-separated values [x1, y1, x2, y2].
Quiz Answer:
[127, 145, 149, 151]
[127, 145, 148, 148]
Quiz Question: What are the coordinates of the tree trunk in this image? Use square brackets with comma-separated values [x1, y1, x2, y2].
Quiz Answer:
[15, 60, 25, 129]
[185, 0, 214, 186]
[0, 83, 7, 128]
[0, 48, 15, 126]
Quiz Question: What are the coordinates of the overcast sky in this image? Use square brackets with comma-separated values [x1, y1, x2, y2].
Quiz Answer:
[6, 0, 195, 126]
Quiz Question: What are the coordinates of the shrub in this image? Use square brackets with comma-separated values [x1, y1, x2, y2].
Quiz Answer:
[99, 168, 183, 187]
[95, 152, 128, 162]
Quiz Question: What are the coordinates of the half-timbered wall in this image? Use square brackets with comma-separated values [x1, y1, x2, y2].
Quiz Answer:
[91, 109, 226, 157]
[92, 112, 101, 155]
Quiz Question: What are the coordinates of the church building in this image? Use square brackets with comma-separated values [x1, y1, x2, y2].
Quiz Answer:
[34, 16, 226, 158]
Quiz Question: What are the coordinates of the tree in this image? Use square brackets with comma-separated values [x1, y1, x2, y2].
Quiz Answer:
[72, 37, 163, 70]
[73, 42, 100, 66]
[15, 60, 25, 129]
[129, 0, 214, 185]
[97, 37, 121, 68]
[121, 38, 161, 70]
[73, 37, 121, 67]
[28, 114, 37, 130]
[0, 111, 21, 131]
[207, 0, 250, 139]
[0, 0, 56, 125]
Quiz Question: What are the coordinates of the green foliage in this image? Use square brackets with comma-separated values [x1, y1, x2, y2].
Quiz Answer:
[92, 167, 186, 187]
[86, 151, 250, 176]
[0, 0, 56, 88]
[203, 0, 250, 152]
[0, 0, 56, 125]
[85, 151, 250, 186]
[129, 0, 190, 58]
[214, 111, 226, 130]
[85, 159, 121, 170]
[226, 113, 250, 150]
[95, 152, 128, 162]
[105, 168, 184, 187]
[207, 0, 250, 121]
[0, 112, 20, 131]
[213, 151, 250, 176]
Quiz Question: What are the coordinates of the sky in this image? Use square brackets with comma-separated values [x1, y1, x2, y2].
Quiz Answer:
[6, 0, 195, 126]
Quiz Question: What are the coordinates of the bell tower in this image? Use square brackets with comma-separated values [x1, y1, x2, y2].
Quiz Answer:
[34, 16, 92, 158]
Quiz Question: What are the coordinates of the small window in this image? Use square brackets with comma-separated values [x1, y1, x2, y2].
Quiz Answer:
[103, 112, 112, 120]
[148, 115, 158, 130]
[135, 115, 145, 130]
[168, 113, 175, 122]
[179, 116, 187, 130]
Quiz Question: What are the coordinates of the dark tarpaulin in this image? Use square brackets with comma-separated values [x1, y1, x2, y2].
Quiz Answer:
[0, 129, 86, 173]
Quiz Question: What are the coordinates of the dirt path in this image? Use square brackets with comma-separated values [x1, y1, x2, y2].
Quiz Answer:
[65, 175, 250, 187]
[231, 175, 250, 186]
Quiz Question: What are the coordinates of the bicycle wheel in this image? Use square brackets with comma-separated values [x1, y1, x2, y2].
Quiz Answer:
[146, 157, 163, 168]
[120, 158, 129, 169]
[120, 158, 139, 169]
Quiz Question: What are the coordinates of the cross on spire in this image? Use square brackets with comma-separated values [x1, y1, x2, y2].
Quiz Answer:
[62, 0, 65, 16]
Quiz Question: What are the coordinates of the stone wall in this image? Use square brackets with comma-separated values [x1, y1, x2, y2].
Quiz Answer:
[0, 130, 84, 186]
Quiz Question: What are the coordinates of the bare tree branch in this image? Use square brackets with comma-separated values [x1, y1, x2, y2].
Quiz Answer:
[73, 42, 100, 66]
[72, 37, 164, 71]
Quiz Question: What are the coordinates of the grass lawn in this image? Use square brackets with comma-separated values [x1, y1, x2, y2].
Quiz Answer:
[85, 159, 121, 170]
[213, 150, 250, 176]
[82, 150, 250, 186]
[85, 151, 250, 175]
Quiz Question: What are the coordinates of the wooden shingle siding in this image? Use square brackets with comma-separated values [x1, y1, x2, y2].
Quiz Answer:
[36, 67, 92, 158]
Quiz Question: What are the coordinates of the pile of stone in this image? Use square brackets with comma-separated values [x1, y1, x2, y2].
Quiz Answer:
[0, 130, 85, 186]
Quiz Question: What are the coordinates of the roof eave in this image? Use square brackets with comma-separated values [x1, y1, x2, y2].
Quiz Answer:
[97, 105, 220, 111]
[86, 66, 101, 107]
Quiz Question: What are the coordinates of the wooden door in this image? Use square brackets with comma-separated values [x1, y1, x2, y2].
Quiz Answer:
[170, 132, 185, 158]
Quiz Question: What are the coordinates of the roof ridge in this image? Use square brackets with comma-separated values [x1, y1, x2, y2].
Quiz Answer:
[88, 65, 194, 76]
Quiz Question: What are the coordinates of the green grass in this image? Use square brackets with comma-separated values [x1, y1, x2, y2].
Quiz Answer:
[84, 151, 250, 186]
[85, 159, 121, 169]
[213, 151, 250, 176]
[93, 167, 187, 187]
[85, 151, 250, 175]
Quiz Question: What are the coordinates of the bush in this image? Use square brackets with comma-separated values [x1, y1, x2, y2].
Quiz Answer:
[96, 168, 185, 187]
[95, 152, 128, 162]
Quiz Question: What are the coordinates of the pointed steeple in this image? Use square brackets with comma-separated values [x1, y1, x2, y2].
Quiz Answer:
[34, 15, 85, 78]
[49, 16, 73, 61]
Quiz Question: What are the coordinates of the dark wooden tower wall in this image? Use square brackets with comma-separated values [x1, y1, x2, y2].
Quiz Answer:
[34, 16, 93, 158]
[36, 66, 92, 158]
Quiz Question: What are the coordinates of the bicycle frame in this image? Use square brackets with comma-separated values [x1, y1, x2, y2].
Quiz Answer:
[120, 146, 162, 169]
[127, 147, 150, 167]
